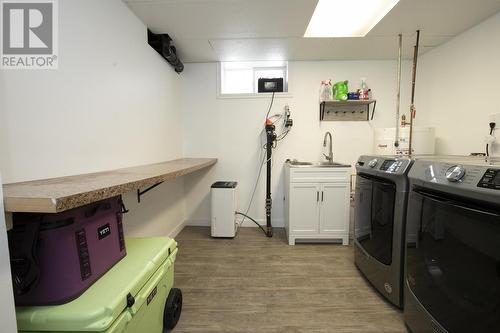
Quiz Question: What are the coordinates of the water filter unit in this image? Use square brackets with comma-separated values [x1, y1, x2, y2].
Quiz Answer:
[211, 182, 238, 238]
[374, 127, 435, 156]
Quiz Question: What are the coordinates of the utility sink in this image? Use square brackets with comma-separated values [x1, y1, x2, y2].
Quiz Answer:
[289, 161, 314, 166]
[287, 160, 351, 168]
[317, 162, 351, 167]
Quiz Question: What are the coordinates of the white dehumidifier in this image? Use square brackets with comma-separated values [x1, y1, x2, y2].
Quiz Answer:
[211, 181, 237, 238]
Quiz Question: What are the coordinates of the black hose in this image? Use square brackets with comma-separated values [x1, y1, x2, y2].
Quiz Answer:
[235, 212, 267, 235]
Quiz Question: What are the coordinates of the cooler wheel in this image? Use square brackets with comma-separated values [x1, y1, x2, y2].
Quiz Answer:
[164, 288, 182, 331]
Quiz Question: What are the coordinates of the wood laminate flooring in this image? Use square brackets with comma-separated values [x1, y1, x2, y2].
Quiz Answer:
[172, 227, 408, 333]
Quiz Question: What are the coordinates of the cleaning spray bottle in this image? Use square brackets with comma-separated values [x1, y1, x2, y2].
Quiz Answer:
[359, 78, 370, 100]
[319, 80, 333, 102]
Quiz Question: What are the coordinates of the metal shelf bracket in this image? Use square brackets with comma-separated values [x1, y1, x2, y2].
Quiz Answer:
[137, 182, 164, 203]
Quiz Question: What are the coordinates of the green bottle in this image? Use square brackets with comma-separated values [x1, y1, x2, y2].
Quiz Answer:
[333, 80, 349, 101]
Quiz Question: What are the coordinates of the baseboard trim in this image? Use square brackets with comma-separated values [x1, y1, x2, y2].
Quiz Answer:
[168, 220, 186, 238]
[185, 218, 284, 228]
[237, 218, 284, 228]
[184, 219, 210, 227]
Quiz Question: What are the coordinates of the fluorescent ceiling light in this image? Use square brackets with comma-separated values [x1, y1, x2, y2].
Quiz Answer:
[304, 0, 400, 37]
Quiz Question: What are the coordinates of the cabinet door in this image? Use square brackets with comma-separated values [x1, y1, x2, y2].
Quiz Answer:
[320, 183, 350, 234]
[289, 183, 320, 234]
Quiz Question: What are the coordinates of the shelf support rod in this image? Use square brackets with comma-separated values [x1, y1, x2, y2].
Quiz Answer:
[137, 182, 164, 203]
[370, 101, 377, 120]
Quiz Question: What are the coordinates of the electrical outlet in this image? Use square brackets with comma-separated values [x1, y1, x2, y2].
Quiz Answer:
[284, 104, 293, 128]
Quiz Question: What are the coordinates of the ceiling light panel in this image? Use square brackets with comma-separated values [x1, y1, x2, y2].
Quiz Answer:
[304, 0, 400, 37]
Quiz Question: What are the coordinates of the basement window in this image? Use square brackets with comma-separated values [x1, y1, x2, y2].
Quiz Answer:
[219, 61, 288, 96]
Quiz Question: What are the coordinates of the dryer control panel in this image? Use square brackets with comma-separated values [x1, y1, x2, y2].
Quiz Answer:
[478, 168, 500, 190]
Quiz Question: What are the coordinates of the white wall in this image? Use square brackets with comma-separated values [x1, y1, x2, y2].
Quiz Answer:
[0, 0, 186, 237]
[182, 61, 411, 227]
[0, 174, 17, 333]
[416, 11, 500, 155]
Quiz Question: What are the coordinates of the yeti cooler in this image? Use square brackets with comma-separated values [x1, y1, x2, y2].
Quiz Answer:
[16, 237, 182, 333]
[9, 196, 127, 305]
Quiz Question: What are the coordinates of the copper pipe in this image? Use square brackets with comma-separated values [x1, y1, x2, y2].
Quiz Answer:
[401, 115, 411, 127]
[408, 30, 420, 156]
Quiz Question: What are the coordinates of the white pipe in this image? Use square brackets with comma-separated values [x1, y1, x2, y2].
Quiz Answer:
[395, 34, 402, 148]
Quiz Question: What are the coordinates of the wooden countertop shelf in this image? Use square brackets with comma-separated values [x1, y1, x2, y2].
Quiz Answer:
[3, 158, 217, 213]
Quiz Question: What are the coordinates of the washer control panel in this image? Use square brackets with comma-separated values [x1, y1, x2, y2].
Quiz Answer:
[380, 159, 405, 173]
[478, 168, 500, 190]
[356, 156, 411, 175]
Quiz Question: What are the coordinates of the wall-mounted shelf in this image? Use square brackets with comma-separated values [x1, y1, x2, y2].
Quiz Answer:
[3, 158, 217, 213]
[320, 100, 376, 121]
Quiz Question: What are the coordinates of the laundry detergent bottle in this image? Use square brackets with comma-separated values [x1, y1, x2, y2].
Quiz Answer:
[333, 80, 349, 101]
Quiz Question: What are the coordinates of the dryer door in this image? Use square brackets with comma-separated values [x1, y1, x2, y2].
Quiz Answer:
[355, 174, 396, 265]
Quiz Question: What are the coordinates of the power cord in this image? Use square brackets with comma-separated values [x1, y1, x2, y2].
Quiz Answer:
[237, 153, 267, 228]
[235, 211, 267, 235]
[265, 92, 275, 120]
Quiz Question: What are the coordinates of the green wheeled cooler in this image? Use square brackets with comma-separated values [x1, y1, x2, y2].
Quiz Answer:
[16, 237, 182, 333]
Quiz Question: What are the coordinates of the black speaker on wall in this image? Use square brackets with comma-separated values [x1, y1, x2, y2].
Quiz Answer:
[148, 30, 184, 74]
[258, 78, 284, 93]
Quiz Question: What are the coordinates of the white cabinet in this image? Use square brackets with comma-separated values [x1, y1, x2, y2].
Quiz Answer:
[289, 183, 320, 234]
[320, 183, 350, 235]
[285, 166, 351, 245]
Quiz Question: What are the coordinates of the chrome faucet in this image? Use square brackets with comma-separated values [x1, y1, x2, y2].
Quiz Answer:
[323, 131, 333, 163]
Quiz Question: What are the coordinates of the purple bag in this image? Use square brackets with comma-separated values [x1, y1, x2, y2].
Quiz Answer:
[9, 196, 127, 306]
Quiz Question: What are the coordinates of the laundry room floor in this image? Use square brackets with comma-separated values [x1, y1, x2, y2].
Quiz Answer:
[172, 227, 408, 333]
